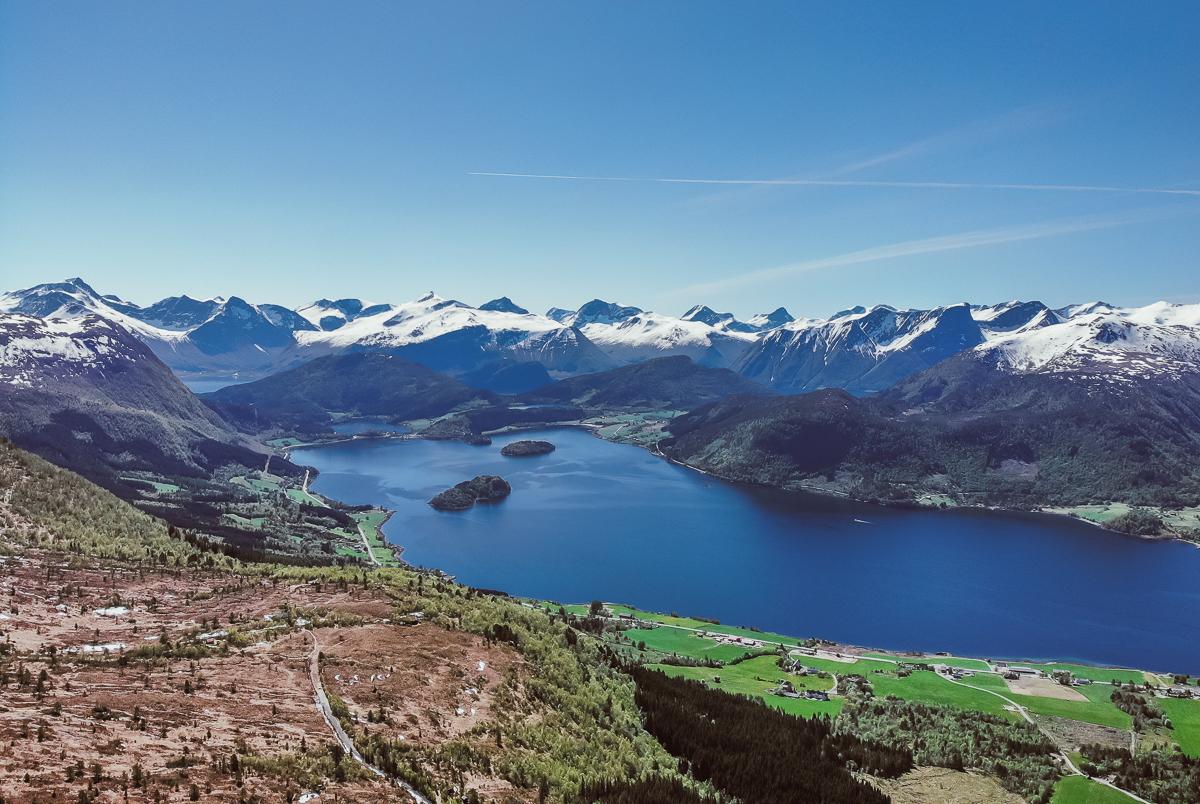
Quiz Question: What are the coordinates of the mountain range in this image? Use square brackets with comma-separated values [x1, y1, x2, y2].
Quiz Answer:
[5, 278, 1199, 400]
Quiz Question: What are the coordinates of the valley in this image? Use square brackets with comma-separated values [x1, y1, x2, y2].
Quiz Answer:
[4, 277, 1200, 802]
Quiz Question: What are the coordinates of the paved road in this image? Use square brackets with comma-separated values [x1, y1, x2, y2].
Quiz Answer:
[305, 631, 432, 804]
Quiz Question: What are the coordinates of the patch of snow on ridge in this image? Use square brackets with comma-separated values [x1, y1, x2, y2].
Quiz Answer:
[980, 302, 1200, 376]
[295, 292, 562, 349]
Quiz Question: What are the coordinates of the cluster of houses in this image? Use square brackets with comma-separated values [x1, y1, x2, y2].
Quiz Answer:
[993, 663, 1090, 686]
[1165, 686, 1195, 699]
[782, 657, 825, 676]
[700, 630, 764, 649]
[772, 679, 830, 701]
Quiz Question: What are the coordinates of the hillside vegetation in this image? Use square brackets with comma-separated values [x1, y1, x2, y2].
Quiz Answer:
[664, 359, 1200, 523]
[204, 352, 497, 433]
[518, 355, 768, 411]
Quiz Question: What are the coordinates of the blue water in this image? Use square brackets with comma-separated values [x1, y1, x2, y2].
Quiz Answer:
[302, 428, 1200, 672]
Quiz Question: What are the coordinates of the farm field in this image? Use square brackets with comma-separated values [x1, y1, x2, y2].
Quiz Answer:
[650, 655, 842, 718]
[566, 601, 1179, 742]
[1160, 697, 1200, 757]
[1050, 776, 1140, 803]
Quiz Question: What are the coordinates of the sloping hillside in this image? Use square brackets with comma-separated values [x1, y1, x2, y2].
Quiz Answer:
[204, 351, 498, 432]
[0, 313, 273, 487]
[665, 355, 1200, 520]
[518, 355, 770, 410]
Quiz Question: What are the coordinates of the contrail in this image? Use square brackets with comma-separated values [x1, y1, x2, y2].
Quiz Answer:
[468, 171, 1200, 197]
[678, 211, 1160, 295]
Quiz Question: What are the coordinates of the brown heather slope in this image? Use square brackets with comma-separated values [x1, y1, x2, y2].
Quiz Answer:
[0, 440, 678, 802]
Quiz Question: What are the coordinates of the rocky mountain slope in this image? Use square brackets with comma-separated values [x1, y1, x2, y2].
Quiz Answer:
[0, 312, 272, 487]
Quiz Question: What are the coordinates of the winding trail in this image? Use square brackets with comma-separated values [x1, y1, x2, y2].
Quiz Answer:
[942, 675, 1151, 804]
[305, 631, 432, 804]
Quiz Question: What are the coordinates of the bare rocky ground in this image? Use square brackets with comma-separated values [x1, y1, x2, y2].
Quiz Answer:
[0, 551, 521, 802]
[866, 767, 1025, 804]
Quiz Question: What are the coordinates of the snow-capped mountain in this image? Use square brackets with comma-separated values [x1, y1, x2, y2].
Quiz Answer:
[550, 299, 644, 327]
[577, 309, 758, 368]
[735, 303, 986, 394]
[295, 298, 394, 331]
[979, 301, 1200, 382]
[0, 309, 265, 483]
[746, 307, 795, 330]
[0, 313, 147, 388]
[4, 278, 1198, 396]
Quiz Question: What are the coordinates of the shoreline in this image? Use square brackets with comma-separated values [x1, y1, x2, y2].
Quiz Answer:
[277, 419, 1199, 548]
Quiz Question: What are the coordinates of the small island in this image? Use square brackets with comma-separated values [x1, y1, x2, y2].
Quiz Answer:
[429, 475, 512, 511]
[500, 439, 556, 457]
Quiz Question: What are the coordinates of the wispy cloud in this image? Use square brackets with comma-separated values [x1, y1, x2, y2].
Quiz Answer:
[676, 211, 1157, 296]
[826, 103, 1064, 177]
[469, 171, 1200, 198]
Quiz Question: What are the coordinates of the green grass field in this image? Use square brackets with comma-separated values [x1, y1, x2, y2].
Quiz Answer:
[1015, 661, 1153, 685]
[621, 626, 756, 662]
[861, 651, 991, 671]
[286, 487, 325, 506]
[556, 600, 1152, 736]
[602, 604, 809, 647]
[352, 509, 397, 565]
[232, 474, 284, 495]
[651, 654, 842, 719]
[1161, 697, 1200, 757]
[120, 475, 181, 493]
[1051, 775, 1140, 803]
[265, 437, 304, 448]
[956, 673, 1133, 730]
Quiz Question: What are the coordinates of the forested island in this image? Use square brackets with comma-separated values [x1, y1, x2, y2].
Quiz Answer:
[500, 439, 556, 457]
[428, 474, 512, 511]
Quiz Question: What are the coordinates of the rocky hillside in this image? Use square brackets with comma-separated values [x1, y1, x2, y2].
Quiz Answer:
[0, 313, 272, 488]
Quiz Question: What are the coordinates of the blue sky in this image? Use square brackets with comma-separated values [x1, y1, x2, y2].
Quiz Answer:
[2, 2, 1197, 318]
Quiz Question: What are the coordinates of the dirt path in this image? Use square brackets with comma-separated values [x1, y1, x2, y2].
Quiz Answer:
[358, 521, 382, 567]
[943, 675, 1151, 804]
[306, 631, 432, 804]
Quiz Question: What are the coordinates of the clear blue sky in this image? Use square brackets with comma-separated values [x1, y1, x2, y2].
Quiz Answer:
[2, 2, 1197, 318]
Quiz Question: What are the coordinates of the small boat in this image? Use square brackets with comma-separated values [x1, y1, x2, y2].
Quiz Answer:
[852, 518, 872, 525]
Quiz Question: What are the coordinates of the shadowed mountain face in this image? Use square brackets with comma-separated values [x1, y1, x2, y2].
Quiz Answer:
[665, 350, 1200, 510]
[204, 351, 498, 433]
[0, 313, 277, 488]
[518, 355, 770, 410]
[734, 304, 987, 394]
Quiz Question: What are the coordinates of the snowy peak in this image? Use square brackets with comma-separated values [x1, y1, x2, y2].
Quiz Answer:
[747, 307, 794, 330]
[296, 298, 393, 331]
[681, 305, 728, 326]
[479, 297, 529, 315]
[979, 301, 1200, 380]
[0, 313, 149, 388]
[138, 295, 224, 330]
[972, 300, 1061, 335]
[559, 299, 644, 328]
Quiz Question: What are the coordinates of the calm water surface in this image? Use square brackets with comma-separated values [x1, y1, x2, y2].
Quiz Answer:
[303, 428, 1200, 672]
